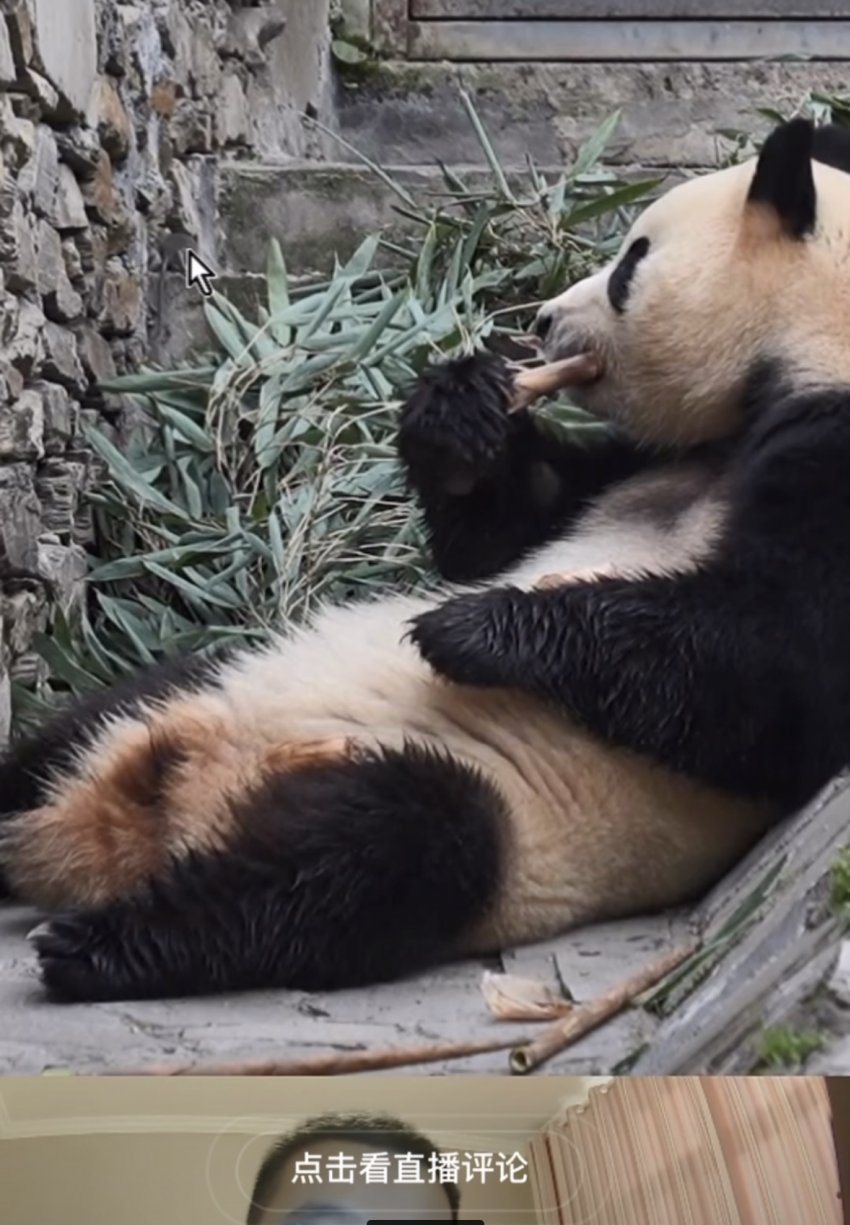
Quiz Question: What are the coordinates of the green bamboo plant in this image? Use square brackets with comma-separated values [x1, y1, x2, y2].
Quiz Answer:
[15, 90, 847, 727]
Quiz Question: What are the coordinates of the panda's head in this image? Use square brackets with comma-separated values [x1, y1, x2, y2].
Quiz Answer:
[536, 119, 850, 449]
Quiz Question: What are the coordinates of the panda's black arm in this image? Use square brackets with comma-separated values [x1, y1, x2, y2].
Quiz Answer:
[397, 352, 652, 582]
[408, 396, 850, 809]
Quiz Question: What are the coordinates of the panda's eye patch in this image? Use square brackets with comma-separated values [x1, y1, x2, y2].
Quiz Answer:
[607, 237, 651, 314]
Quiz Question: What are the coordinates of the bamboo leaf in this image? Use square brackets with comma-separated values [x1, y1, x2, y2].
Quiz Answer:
[459, 88, 515, 203]
[570, 110, 622, 180]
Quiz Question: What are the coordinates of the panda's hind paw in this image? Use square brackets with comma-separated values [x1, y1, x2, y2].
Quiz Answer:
[30, 913, 123, 1003]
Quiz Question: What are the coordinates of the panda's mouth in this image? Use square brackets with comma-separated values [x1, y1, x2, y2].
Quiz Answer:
[508, 351, 603, 412]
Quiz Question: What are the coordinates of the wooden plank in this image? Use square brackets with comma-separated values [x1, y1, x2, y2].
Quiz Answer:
[372, 0, 409, 54]
[409, 19, 850, 60]
[413, 0, 844, 15]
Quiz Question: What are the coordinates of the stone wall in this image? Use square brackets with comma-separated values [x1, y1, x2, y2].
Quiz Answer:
[0, 0, 332, 739]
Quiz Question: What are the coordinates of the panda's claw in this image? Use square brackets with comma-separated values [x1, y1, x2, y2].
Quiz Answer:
[31, 913, 117, 1002]
[407, 588, 526, 689]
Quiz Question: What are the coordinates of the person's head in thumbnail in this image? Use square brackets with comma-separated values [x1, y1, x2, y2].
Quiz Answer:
[246, 1112, 460, 1223]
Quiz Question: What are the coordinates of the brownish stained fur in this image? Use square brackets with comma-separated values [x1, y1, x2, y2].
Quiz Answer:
[534, 563, 620, 590]
[2, 695, 364, 910]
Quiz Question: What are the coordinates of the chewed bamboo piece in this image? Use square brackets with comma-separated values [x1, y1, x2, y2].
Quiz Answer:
[508, 352, 602, 413]
[508, 353, 617, 592]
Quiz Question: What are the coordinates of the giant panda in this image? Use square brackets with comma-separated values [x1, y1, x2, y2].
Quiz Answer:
[2, 117, 849, 1004]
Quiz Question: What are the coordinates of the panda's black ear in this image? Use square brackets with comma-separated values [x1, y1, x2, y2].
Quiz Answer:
[747, 118, 816, 238]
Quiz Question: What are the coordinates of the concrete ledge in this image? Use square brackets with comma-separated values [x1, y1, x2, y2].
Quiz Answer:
[409, 19, 850, 61]
[335, 60, 849, 169]
[217, 160, 580, 277]
[413, 1, 842, 14]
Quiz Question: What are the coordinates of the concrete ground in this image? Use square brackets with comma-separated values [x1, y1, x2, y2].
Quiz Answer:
[1, 778, 848, 1076]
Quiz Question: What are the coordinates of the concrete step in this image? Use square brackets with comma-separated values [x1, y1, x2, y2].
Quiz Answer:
[156, 162, 556, 361]
[332, 58, 847, 170]
[216, 159, 572, 276]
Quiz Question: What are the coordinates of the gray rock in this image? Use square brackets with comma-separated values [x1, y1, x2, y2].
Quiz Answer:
[219, 71, 249, 146]
[0, 101, 36, 175]
[222, 7, 287, 67]
[189, 24, 221, 98]
[21, 67, 60, 115]
[0, 357, 25, 405]
[0, 16, 16, 87]
[55, 125, 102, 181]
[0, 670, 9, 748]
[36, 540, 87, 619]
[0, 196, 38, 293]
[51, 164, 88, 232]
[35, 456, 88, 537]
[99, 257, 142, 336]
[171, 98, 215, 156]
[0, 287, 19, 348]
[32, 381, 77, 455]
[827, 939, 850, 1008]
[87, 74, 132, 163]
[82, 150, 136, 252]
[0, 463, 41, 571]
[809, 1035, 850, 1075]
[31, 0, 97, 120]
[40, 320, 85, 391]
[2, 585, 49, 674]
[6, 300, 45, 375]
[35, 219, 84, 323]
[3, 0, 35, 75]
[76, 323, 117, 384]
[0, 387, 44, 459]
[60, 235, 84, 282]
[23, 125, 60, 219]
[167, 159, 202, 238]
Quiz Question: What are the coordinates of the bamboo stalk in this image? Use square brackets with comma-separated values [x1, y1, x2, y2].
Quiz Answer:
[509, 353, 601, 412]
[102, 1035, 526, 1078]
[509, 942, 699, 1075]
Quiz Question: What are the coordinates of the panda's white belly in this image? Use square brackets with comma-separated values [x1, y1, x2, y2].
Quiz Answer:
[209, 465, 769, 950]
[506, 459, 729, 590]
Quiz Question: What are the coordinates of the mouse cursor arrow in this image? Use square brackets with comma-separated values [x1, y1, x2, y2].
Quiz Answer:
[184, 250, 217, 298]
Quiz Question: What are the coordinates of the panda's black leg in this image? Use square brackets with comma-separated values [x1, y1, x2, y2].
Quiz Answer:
[30, 742, 507, 1002]
[0, 650, 229, 820]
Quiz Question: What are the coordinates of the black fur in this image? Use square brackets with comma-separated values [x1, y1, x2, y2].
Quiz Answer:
[748, 117, 816, 238]
[608, 237, 651, 314]
[409, 368, 850, 811]
[397, 351, 656, 582]
[31, 743, 506, 1001]
[0, 650, 229, 818]
[812, 122, 850, 176]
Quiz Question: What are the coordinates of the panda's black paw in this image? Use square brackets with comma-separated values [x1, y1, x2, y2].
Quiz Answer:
[398, 351, 518, 496]
[407, 588, 528, 688]
[29, 913, 126, 1003]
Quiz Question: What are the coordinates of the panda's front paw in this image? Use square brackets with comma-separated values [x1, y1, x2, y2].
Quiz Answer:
[398, 351, 517, 496]
[407, 588, 526, 687]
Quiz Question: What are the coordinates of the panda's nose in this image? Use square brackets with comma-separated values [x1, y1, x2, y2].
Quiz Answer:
[534, 308, 553, 342]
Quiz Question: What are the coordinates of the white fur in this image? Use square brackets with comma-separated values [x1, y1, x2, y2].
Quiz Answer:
[193, 470, 766, 952]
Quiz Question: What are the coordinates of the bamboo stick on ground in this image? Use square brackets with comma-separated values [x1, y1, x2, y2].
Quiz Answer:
[101, 1035, 526, 1077]
[509, 941, 699, 1075]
